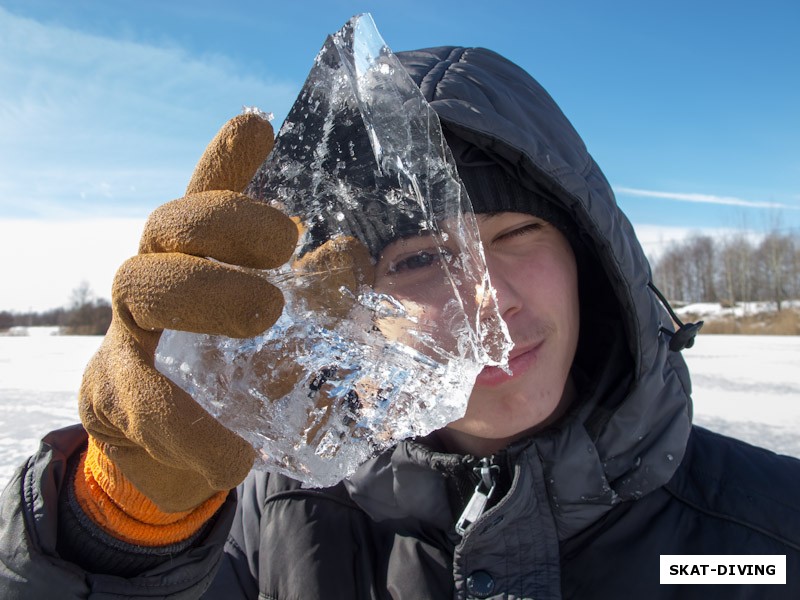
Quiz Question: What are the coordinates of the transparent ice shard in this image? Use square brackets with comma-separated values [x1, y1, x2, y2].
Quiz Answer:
[156, 14, 511, 487]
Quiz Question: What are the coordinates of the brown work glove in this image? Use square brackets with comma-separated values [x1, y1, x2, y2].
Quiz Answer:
[78, 114, 298, 514]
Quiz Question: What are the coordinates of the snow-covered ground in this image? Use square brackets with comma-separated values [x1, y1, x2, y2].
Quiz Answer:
[1, 332, 798, 488]
[676, 299, 800, 320]
[0, 334, 101, 487]
[684, 335, 800, 457]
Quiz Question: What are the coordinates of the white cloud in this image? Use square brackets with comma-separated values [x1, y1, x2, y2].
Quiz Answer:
[0, 218, 145, 311]
[615, 187, 797, 210]
[631, 223, 768, 263]
[632, 224, 722, 260]
[0, 7, 299, 310]
[0, 7, 298, 219]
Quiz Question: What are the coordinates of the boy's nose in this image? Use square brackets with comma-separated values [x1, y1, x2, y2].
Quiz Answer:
[485, 256, 523, 320]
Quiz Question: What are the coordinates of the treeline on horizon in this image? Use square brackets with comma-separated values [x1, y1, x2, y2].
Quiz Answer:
[650, 225, 800, 335]
[0, 282, 111, 336]
[651, 227, 800, 309]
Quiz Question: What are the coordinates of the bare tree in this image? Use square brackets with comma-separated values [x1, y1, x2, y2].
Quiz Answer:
[685, 234, 716, 302]
[755, 232, 795, 311]
[717, 233, 754, 306]
[64, 282, 112, 335]
[69, 280, 95, 310]
[653, 242, 689, 302]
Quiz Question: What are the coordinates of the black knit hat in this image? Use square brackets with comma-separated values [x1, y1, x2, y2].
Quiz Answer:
[457, 163, 579, 245]
[445, 131, 582, 254]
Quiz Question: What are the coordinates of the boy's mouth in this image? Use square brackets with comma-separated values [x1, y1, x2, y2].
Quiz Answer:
[475, 341, 542, 387]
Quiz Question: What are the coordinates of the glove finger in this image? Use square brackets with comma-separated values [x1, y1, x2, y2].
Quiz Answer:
[80, 327, 256, 498]
[139, 190, 298, 269]
[114, 253, 284, 338]
[185, 113, 274, 195]
[248, 336, 305, 400]
[293, 236, 375, 319]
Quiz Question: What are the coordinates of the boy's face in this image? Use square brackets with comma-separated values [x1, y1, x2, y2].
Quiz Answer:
[449, 212, 580, 449]
[374, 211, 580, 453]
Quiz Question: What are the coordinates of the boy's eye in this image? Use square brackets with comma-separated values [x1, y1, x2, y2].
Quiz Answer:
[499, 222, 543, 241]
[388, 248, 451, 274]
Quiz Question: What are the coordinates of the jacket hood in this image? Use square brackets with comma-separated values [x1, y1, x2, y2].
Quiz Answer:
[345, 46, 693, 540]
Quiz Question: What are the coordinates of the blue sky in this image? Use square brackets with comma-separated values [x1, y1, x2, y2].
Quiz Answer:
[1, 1, 798, 310]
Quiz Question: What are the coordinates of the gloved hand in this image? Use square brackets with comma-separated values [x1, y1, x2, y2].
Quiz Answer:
[78, 113, 298, 513]
[244, 235, 376, 403]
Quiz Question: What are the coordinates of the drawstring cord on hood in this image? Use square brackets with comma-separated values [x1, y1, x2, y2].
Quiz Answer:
[647, 282, 704, 351]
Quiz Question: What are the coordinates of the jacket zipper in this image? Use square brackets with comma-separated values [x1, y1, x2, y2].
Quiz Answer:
[455, 457, 501, 536]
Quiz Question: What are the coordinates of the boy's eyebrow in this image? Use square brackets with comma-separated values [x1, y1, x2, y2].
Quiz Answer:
[396, 231, 436, 243]
[378, 231, 435, 258]
[476, 211, 505, 221]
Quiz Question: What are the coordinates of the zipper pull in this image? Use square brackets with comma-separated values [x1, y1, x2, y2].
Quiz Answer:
[455, 458, 498, 536]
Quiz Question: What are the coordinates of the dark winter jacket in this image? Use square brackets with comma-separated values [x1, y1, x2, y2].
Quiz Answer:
[2, 46, 799, 599]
